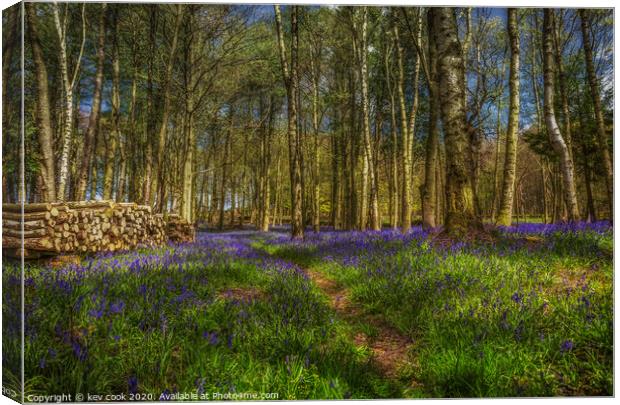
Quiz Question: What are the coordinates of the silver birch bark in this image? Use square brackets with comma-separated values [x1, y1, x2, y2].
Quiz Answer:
[543, 9, 580, 221]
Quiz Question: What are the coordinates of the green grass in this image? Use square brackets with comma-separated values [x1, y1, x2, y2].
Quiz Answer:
[3, 238, 398, 400]
[285, 232, 613, 397]
[2, 226, 613, 398]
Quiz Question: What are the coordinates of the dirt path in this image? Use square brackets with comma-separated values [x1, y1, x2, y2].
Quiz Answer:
[304, 268, 417, 381]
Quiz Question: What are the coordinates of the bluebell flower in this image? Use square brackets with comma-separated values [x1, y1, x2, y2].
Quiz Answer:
[128, 376, 138, 394]
[89, 308, 105, 319]
[227, 334, 234, 349]
[110, 300, 125, 314]
[72, 341, 87, 361]
[560, 340, 574, 353]
[138, 284, 147, 295]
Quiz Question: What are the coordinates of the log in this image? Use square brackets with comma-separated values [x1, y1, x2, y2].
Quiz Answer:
[3, 235, 58, 251]
[3, 202, 52, 213]
[3, 219, 48, 230]
[3, 228, 50, 238]
[3, 201, 187, 256]
[66, 200, 115, 209]
[3, 211, 52, 221]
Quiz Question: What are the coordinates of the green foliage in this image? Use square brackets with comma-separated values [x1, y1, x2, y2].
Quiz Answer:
[314, 230, 613, 397]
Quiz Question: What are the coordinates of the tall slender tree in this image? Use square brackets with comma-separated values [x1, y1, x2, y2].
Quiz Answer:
[275, 5, 304, 239]
[497, 8, 520, 226]
[52, 3, 85, 201]
[357, 7, 380, 230]
[542, 9, 580, 221]
[103, 7, 121, 200]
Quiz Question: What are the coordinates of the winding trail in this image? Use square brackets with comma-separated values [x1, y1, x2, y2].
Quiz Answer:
[303, 267, 416, 380]
[256, 231, 420, 384]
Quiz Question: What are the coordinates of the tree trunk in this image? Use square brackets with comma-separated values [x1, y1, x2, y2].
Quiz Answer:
[2, 5, 19, 203]
[275, 5, 304, 239]
[358, 8, 380, 231]
[490, 81, 504, 222]
[52, 3, 85, 201]
[330, 112, 340, 229]
[430, 7, 479, 235]
[422, 10, 439, 229]
[497, 9, 520, 226]
[580, 9, 613, 221]
[543, 9, 580, 221]
[26, 3, 56, 201]
[310, 57, 321, 232]
[181, 19, 197, 224]
[393, 24, 413, 232]
[155, 5, 184, 212]
[103, 9, 121, 200]
[383, 36, 399, 230]
[143, 5, 157, 205]
[552, 11, 573, 159]
[218, 108, 233, 231]
[259, 96, 275, 232]
[541, 158, 549, 223]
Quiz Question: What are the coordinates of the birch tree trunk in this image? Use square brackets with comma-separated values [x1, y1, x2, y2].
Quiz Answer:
[384, 38, 400, 230]
[393, 24, 412, 232]
[543, 9, 580, 221]
[181, 45, 196, 223]
[52, 3, 85, 201]
[497, 8, 520, 226]
[359, 7, 380, 231]
[552, 11, 573, 159]
[406, 13, 422, 228]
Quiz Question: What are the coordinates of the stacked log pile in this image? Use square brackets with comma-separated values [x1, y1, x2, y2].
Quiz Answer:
[166, 214, 196, 243]
[2, 203, 74, 254]
[2, 201, 192, 257]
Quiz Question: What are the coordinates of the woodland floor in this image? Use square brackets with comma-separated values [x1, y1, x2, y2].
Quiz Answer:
[2, 222, 614, 398]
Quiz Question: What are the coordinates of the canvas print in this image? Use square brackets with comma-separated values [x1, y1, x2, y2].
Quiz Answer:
[1, 1, 614, 401]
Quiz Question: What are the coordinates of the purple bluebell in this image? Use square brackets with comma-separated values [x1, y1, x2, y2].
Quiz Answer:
[128, 376, 138, 394]
[560, 340, 574, 353]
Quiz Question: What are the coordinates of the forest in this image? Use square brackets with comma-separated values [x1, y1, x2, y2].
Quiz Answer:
[1, 2, 614, 400]
[3, 3, 613, 234]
